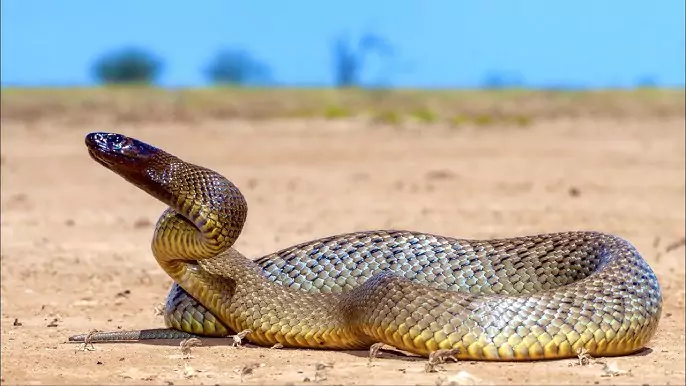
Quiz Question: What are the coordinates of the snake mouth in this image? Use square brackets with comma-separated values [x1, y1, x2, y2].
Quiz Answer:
[87, 147, 115, 168]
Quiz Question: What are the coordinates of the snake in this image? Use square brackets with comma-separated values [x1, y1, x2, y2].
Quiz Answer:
[69, 132, 662, 361]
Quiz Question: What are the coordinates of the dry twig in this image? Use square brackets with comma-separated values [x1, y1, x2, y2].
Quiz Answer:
[75, 329, 99, 353]
[231, 329, 253, 348]
[425, 348, 460, 373]
[236, 362, 263, 382]
[179, 337, 202, 358]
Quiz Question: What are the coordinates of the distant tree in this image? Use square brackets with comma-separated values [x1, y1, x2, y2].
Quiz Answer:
[332, 33, 393, 88]
[92, 47, 163, 85]
[332, 37, 358, 88]
[635, 75, 658, 88]
[204, 49, 271, 86]
[480, 70, 524, 89]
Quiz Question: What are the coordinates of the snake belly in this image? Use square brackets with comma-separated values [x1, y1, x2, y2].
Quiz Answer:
[82, 132, 663, 360]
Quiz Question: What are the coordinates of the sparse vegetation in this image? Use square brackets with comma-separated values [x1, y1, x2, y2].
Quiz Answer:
[511, 114, 533, 127]
[473, 114, 495, 126]
[372, 110, 402, 125]
[448, 114, 470, 129]
[0, 88, 683, 125]
[323, 104, 351, 119]
[410, 107, 437, 124]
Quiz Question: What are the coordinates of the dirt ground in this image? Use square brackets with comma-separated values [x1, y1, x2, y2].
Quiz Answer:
[1, 117, 684, 385]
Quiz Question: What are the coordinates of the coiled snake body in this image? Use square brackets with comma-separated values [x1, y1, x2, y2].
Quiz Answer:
[71, 132, 662, 361]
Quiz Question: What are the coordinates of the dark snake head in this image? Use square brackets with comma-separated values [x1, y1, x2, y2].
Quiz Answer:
[85, 132, 178, 201]
[85, 132, 248, 230]
[86, 132, 156, 167]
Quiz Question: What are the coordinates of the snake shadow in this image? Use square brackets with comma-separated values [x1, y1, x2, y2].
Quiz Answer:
[341, 346, 657, 363]
[627, 347, 654, 357]
[66, 338, 655, 363]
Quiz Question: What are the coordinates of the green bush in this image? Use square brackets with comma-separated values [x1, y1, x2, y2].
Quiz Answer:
[204, 49, 270, 86]
[92, 47, 163, 85]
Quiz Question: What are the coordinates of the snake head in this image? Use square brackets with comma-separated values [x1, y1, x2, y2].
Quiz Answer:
[85, 132, 175, 198]
[86, 132, 156, 164]
[85, 132, 245, 213]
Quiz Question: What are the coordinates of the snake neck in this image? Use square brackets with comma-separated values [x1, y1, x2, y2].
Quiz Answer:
[85, 132, 248, 287]
[138, 154, 248, 282]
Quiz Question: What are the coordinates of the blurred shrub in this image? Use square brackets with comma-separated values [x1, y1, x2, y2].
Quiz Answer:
[450, 115, 470, 129]
[410, 107, 437, 124]
[511, 114, 533, 127]
[372, 110, 402, 125]
[323, 105, 351, 119]
[473, 114, 495, 126]
[204, 49, 271, 86]
[92, 47, 163, 85]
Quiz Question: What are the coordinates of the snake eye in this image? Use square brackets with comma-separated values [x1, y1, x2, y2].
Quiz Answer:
[106, 134, 132, 150]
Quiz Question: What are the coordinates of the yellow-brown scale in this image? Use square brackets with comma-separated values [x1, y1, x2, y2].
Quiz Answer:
[81, 132, 663, 360]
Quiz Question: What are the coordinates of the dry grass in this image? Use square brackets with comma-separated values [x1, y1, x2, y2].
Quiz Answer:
[1, 87, 684, 126]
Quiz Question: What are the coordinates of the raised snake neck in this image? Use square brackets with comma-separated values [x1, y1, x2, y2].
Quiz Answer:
[80, 132, 662, 360]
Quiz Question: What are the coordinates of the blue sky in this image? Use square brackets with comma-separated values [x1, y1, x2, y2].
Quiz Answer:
[2, 0, 684, 88]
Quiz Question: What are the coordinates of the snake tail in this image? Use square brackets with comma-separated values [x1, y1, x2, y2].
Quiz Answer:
[69, 328, 196, 342]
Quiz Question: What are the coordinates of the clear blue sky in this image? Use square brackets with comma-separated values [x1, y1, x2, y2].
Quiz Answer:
[2, 0, 684, 88]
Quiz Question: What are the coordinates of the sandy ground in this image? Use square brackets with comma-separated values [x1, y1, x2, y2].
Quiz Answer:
[1, 118, 684, 385]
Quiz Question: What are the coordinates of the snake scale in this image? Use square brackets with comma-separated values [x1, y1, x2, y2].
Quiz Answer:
[70, 132, 662, 361]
